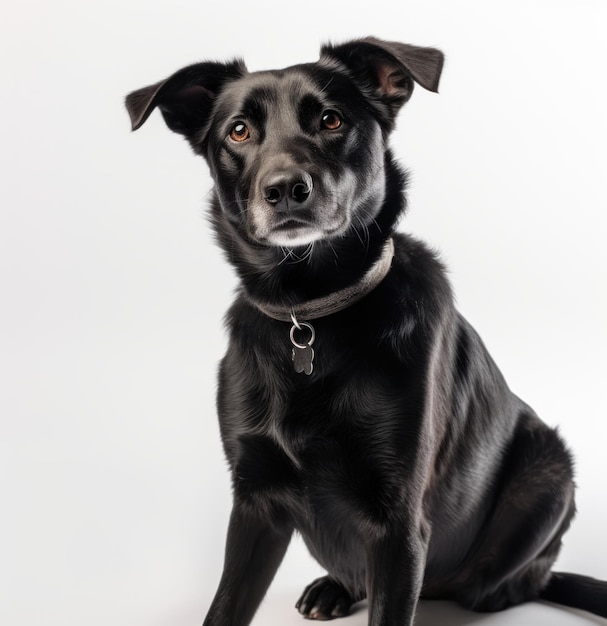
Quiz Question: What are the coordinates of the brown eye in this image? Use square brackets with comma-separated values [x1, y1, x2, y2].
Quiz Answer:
[229, 122, 250, 142]
[321, 110, 342, 131]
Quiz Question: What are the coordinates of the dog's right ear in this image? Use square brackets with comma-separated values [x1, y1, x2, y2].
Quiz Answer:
[125, 60, 246, 136]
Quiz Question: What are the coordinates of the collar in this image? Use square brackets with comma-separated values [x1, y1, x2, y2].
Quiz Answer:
[247, 237, 395, 322]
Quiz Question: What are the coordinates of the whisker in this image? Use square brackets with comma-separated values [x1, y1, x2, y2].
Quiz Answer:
[353, 215, 369, 250]
[326, 238, 339, 263]
[319, 77, 334, 94]
[277, 246, 294, 266]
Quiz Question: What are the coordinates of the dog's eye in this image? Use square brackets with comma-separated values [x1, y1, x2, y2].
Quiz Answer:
[321, 110, 342, 131]
[229, 123, 250, 142]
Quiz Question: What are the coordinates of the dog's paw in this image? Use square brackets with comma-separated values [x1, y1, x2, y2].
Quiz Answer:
[295, 576, 353, 620]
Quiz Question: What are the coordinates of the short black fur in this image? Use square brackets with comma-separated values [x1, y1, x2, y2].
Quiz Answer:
[126, 37, 607, 625]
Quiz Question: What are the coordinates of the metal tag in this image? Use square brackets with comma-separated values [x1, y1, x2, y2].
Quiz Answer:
[292, 344, 315, 375]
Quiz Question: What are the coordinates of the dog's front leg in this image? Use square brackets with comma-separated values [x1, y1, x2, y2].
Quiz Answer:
[203, 503, 292, 626]
[366, 524, 426, 626]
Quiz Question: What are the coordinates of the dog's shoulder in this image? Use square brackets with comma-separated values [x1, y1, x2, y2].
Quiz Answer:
[387, 232, 453, 322]
[336, 232, 454, 365]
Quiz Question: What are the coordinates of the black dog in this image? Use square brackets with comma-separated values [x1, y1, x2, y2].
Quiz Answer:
[126, 38, 607, 625]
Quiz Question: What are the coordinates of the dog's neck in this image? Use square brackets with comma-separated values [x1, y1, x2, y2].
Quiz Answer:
[247, 238, 395, 322]
[211, 152, 407, 312]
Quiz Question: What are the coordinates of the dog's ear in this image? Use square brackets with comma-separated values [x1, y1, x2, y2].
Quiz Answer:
[125, 60, 246, 136]
[320, 38, 444, 120]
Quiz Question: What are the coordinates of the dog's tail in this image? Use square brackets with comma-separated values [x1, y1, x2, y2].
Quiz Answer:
[539, 572, 607, 617]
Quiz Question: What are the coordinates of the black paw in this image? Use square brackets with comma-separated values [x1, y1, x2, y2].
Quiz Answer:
[296, 576, 353, 620]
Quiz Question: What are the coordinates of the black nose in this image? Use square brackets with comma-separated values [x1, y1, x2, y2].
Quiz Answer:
[262, 170, 313, 211]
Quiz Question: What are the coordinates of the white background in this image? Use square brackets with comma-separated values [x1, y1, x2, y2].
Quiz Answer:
[1, 1, 606, 625]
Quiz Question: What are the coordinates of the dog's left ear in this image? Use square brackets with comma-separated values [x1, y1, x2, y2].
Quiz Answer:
[321, 37, 444, 121]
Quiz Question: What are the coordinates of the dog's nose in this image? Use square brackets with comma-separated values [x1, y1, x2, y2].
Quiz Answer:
[262, 170, 313, 211]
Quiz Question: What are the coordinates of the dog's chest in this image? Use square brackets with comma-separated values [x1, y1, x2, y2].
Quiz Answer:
[234, 382, 411, 529]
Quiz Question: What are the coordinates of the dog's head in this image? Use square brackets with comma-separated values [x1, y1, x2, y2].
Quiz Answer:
[126, 39, 443, 253]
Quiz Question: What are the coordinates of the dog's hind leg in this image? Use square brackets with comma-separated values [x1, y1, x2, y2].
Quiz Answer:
[452, 412, 576, 612]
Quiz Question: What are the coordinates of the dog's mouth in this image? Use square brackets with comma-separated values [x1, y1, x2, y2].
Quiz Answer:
[273, 217, 312, 233]
[264, 219, 324, 247]
[272, 217, 310, 230]
[254, 209, 350, 247]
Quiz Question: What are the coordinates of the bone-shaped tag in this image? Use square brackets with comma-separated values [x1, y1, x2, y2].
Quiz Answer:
[292, 344, 314, 376]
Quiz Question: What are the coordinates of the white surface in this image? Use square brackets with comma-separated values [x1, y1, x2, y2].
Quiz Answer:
[1, 1, 606, 625]
[252, 595, 607, 626]
[154, 593, 607, 626]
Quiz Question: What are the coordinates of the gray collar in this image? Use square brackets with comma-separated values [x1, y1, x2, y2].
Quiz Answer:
[247, 238, 395, 322]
